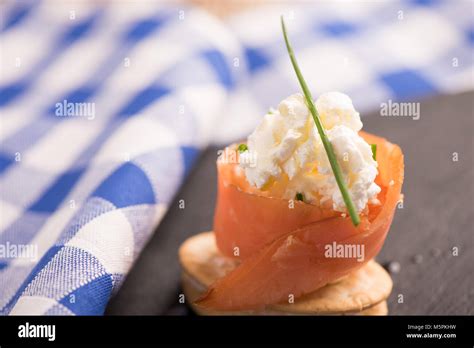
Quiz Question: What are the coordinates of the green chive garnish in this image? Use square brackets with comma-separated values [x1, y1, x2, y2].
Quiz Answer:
[281, 16, 360, 227]
[295, 192, 305, 202]
[371, 144, 377, 161]
[238, 144, 248, 153]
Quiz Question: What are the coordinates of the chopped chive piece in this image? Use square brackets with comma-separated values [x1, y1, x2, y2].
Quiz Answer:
[237, 144, 248, 153]
[295, 192, 305, 202]
[281, 16, 360, 227]
[268, 109, 274, 114]
[371, 144, 377, 161]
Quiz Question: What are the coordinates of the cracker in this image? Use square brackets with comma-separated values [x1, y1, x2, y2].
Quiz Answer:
[179, 232, 392, 315]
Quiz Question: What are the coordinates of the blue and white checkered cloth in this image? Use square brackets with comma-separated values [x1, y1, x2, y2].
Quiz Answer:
[0, 0, 472, 315]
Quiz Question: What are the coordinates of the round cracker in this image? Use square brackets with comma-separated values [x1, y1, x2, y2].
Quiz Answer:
[272, 259, 392, 314]
[182, 272, 389, 316]
[179, 232, 392, 315]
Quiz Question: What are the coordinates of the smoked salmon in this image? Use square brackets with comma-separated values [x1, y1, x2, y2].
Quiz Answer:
[196, 131, 404, 311]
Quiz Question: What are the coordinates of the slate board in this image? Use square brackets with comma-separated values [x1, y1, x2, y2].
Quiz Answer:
[106, 91, 474, 315]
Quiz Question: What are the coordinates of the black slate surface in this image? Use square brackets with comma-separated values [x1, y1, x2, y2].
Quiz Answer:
[106, 91, 474, 315]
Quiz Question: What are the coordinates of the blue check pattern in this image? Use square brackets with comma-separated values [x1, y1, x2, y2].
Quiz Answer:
[0, 0, 472, 315]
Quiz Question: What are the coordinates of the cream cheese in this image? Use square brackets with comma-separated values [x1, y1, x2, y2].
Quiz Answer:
[239, 92, 380, 213]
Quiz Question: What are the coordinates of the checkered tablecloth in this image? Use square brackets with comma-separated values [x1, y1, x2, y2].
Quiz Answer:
[0, 0, 472, 315]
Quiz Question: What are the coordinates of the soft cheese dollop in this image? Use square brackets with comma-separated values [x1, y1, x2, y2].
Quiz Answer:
[316, 91, 363, 132]
[240, 92, 380, 213]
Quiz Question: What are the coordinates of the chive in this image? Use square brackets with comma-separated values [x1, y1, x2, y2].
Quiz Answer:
[268, 109, 274, 114]
[281, 16, 360, 227]
[295, 192, 304, 202]
[371, 144, 377, 161]
[238, 144, 248, 153]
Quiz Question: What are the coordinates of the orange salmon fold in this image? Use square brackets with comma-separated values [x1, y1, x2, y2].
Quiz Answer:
[196, 131, 404, 311]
